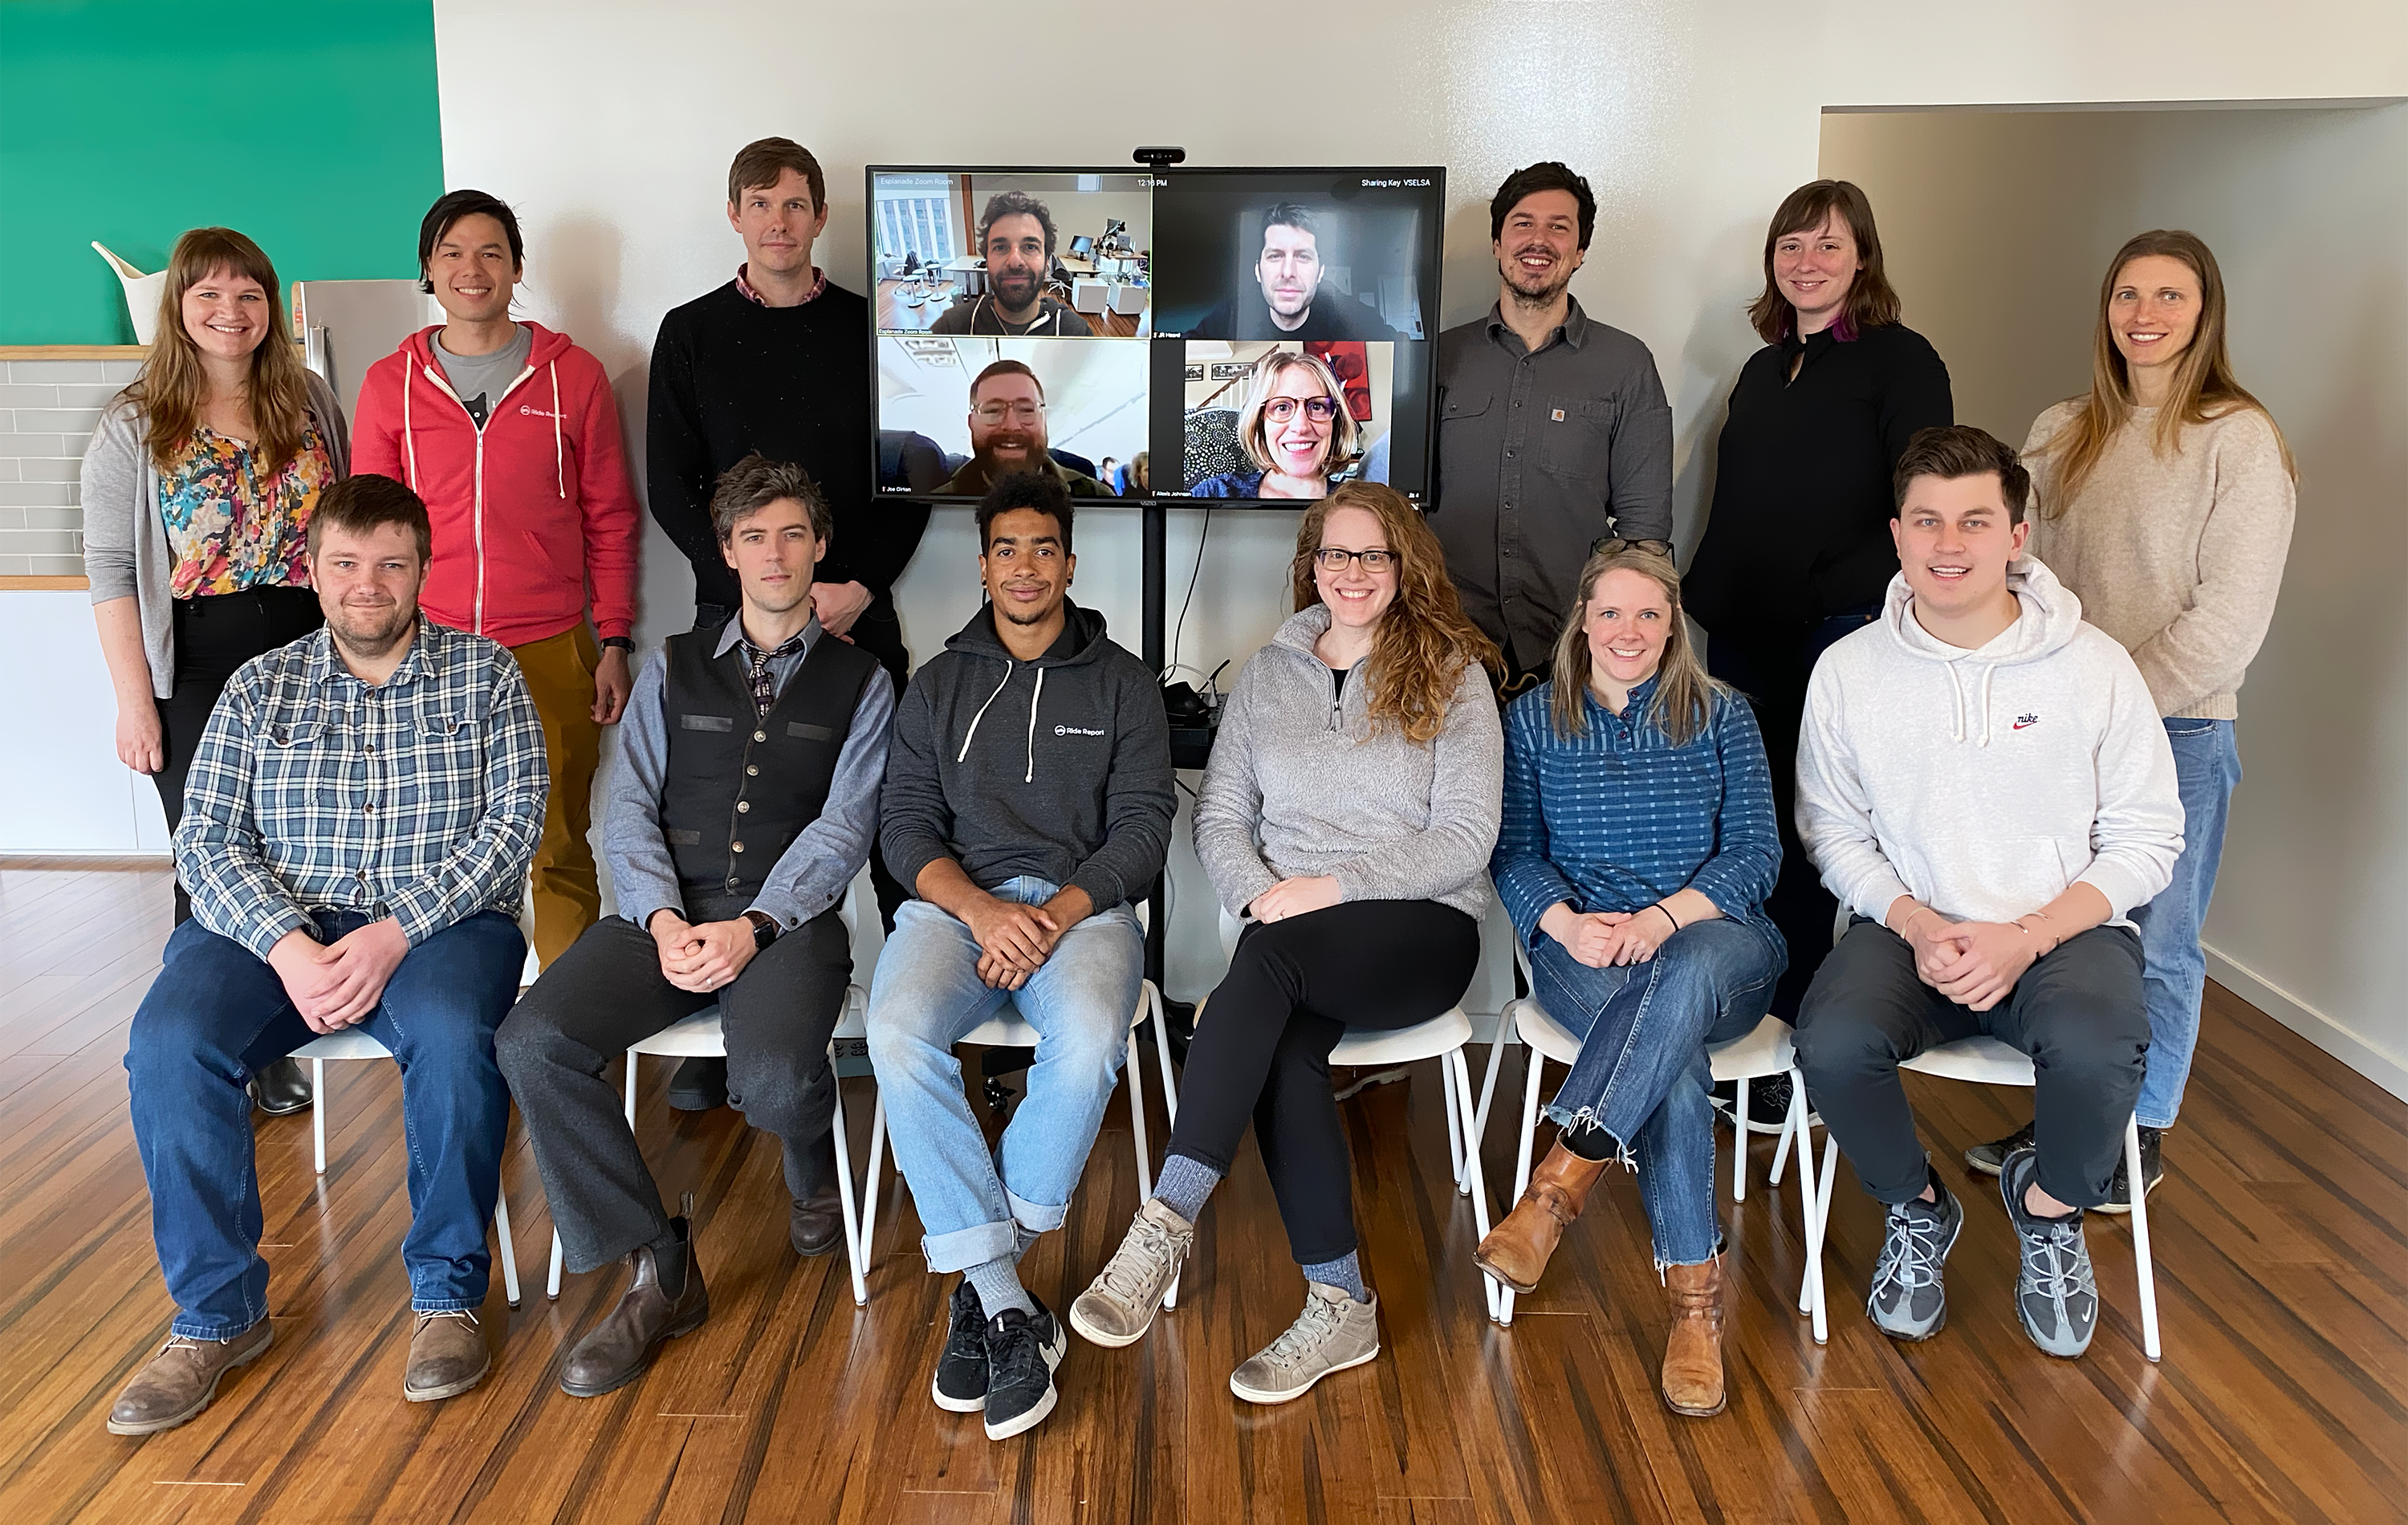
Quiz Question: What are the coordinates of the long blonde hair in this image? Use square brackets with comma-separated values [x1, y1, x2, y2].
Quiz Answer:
[125, 228, 314, 474]
[2036, 230, 2294, 516]
[1548, 543, 1725, 748]
[1288, 483, 1500, 746]
[1239, 350, 1363, 480]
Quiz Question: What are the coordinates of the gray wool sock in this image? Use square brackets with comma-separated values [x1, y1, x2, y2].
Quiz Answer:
[1301, 1249, 1370, 1303]
[964, 1255, 1035, 1320]
[1152, 1153, 1222, 1225]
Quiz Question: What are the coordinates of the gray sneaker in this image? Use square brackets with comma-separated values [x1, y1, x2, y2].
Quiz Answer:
[2001, 1147, 2099, 1358]
[1228, 1283, 1380, 1405]
[1069, 1198, 1194, 1348]
[1865, 1176, 1963, 1342]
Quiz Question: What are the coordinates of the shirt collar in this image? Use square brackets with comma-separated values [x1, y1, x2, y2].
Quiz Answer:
[1584, 670, 1661, 720]
[734, 264, 827, 307]
[1484, 294, 1588, 353]
[714, 610, 823, 660]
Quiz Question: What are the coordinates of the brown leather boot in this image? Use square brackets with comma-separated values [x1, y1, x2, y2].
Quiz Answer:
[789, 1181, 846, 1258]
[559, 1202, 709, 1398]
[1661, 1256, 1727, 1417]
[1474, 1141, 1609, 1295]
[106, 1320, 273, 1435]
[403, 1308, 490, 1402]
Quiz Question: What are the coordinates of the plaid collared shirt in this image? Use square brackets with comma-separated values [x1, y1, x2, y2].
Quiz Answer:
[176, 620, 550, 960]
[733, 263, 827, 307]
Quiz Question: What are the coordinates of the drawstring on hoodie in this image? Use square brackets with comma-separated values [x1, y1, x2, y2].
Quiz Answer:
[953, 659, 1047, 783]
[549, 363, 564, 498]
[401, 365, 418, 489]
[957, 663, 1015, 762]
[1942, 661, 1999, 747]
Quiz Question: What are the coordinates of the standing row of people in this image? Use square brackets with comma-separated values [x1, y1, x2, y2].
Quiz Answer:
[89, 143, 2292, 1443]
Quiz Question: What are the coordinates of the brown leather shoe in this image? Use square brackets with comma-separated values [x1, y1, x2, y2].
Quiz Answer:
[790, 1181, 846, 1258]
[1474, 1141, 1609, 1295]
[559, 1206, 709, 1398]
[1661, 1256, 1727, 1417]
[106, 1320, 273, 1435]
[404, 1309, 490, 1401]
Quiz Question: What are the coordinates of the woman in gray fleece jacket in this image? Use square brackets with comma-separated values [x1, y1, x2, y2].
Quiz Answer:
[1069, 483, 1503, 1405]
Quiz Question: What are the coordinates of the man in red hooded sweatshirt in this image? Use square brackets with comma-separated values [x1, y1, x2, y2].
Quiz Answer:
[353, 189, 643, 969]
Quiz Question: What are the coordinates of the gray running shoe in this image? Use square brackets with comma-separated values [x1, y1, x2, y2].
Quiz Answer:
[1070, 1198, 1194, 1348]
[1963, 1119, 2036, 1177]
[1865, 1176, 1963, 1342]
[2001, 1147, 2098, 1358]
[1229, 1283, 1381, 1405]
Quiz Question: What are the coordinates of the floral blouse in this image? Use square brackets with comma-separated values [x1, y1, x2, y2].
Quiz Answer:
[159, 425, 336, 598]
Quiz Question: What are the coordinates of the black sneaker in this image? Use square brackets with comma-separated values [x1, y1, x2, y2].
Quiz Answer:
[2000, 1147, 2098, 1357]
[1865, 1174, 1963, 1342]
[1709, 1073, 1801, 1134]
[932, 1278, 987, 1413]
[2094, 1125, 2165, 1215]
[1963, 1119, 2036, 1177]
[981, 1295, 1067, 1441]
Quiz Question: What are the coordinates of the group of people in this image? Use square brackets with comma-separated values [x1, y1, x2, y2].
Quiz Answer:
[86, 143, 2293, 1446]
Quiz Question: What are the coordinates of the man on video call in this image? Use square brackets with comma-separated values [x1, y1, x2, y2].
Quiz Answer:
[1190, 203, 1389, 342]
[938, 360, 1112, 498]
[932, 192, 1096, 337]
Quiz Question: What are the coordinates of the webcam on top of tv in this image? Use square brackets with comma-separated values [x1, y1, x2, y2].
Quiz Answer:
[1132, 146, 1186, 167]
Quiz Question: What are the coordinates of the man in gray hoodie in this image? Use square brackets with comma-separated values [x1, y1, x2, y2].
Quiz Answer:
[865, 471, 1173, 1442]
[1793, 425, 2182, 1362]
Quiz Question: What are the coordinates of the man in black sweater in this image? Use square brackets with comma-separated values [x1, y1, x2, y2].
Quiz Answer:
[647, 136, 927, 1108]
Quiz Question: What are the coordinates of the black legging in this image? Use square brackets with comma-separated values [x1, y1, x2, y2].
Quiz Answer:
[153, 588, 323, 922]
[1168, 899, 1480, 1265]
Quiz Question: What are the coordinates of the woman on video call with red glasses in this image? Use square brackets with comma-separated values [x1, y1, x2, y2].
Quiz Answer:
[1191, 349, 1364, 498]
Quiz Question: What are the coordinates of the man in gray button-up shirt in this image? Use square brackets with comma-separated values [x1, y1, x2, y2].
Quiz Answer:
[1434, 162, 1674, 688]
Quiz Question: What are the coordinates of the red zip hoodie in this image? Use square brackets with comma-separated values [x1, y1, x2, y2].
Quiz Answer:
[352, 322, 640, 649]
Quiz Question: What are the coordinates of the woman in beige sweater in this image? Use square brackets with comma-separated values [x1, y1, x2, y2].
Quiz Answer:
[1967, 230, 2296, 1207]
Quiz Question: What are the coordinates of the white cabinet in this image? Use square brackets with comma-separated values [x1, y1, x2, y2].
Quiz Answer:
[0, 591, 168, 854]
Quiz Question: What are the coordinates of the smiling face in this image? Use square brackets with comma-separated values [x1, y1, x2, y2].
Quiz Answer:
[425, 212, 519, 325]
[311, 521, 426, 657]
[720, 496, 823, 618]
[1257, 222, 1323, 323]
[1891, 471, 2030, 629]
[967, 370, 1049, 475]
[1774, 214, 1860, 333]
[2108, 253, 2202, 385]
[984, 212, 1051, 315]
[727, 167, 827, 280]
[980, 506, 1073, 629]
[180, 266, 272, 364]
[1312, 504, 1400, 634]
[1582, 566, 1672, 690]
[1263, 363, 1338, 482]
[1495, 188, 1585, 304]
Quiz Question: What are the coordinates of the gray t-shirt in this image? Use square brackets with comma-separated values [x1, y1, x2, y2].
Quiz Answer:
[433, 323, 532, 429]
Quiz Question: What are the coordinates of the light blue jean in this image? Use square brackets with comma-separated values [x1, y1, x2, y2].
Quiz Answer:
[2133, 717, 2240, 1129]
[1529, 917, 1786, 1266]
[864, 877, 1141, 1273]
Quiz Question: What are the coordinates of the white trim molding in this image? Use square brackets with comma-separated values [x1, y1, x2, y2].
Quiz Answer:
[2206, 941, 2408, 1104]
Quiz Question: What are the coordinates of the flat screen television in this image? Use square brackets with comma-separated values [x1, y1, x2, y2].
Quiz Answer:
[868, 165, 1444, 506]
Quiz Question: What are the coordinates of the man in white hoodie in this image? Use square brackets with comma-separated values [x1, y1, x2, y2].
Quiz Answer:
[1793, 425, 2182, 1360]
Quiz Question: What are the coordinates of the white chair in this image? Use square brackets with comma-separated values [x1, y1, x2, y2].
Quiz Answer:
[293, 1027, 523, 1308]
[1795, 1035, 2162, 1361]
[1485, 989, 1820, 1327]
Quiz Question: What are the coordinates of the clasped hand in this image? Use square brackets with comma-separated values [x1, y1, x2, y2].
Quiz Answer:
[267, 918, 410, 1034]
[964, 886, 1091, 990]
[1541, 904, 1670, 968]
[1902, 913, 2042, 1012]
[649, 910, 758, 994]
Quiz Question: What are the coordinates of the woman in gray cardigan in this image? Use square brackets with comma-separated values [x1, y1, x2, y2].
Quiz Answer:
[1068, 482, 1503, 1405]
[82, 229, 349, 1113]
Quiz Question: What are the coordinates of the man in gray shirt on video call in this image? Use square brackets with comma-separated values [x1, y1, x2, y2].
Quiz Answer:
[1434, 161, 1674, 696]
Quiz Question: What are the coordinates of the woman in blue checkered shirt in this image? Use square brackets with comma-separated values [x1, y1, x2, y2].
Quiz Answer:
[1474, 543, 1788, 1420]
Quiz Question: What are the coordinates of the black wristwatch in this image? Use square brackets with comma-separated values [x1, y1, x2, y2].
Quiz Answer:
[744, 909, 780, 950]
[600, 635, 635, 652]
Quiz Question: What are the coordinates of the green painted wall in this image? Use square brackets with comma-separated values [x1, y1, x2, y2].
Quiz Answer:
[0, 0, 444, 345]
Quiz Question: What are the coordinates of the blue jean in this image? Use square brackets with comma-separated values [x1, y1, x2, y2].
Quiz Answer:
[863, 878, 1141, 1273]
[126, 910, 524, 1338]
[2133, 718, 2239, 1128]
[1528, 917, 1786, 1266]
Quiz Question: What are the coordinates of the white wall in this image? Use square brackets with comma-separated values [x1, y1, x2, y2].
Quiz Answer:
[429, 0, 2408, 1022]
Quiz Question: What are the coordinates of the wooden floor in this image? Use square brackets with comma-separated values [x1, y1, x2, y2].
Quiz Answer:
[1, 862, 2403, 1525]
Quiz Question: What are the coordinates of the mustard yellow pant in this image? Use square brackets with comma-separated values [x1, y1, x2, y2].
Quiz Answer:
[509, 626, 604, 968]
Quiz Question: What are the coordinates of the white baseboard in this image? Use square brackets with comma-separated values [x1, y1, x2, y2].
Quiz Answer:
[2203, 941, 2408, 1104]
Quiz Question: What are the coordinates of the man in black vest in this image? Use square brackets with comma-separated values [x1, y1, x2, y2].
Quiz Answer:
[498, 454, 893, 1397]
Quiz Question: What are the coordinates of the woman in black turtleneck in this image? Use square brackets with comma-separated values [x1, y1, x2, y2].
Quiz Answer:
[1686, 180, 1951, 1024]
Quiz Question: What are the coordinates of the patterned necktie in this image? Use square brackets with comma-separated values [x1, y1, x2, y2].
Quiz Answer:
[745, 633, 807, 716]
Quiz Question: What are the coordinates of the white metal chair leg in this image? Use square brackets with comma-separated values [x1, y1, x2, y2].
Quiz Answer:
[1768, 1067, 1802, 1185]
[547, 1229, 563, 1299]
[494, 1190, 521, 1308]
[623, 1051, 638, 1128]
[1732, 1076, 1750, 1202]
[311, 1058, 328, 1174]
[1472, 1007, 1515, 1154]
[1125, 1030, 1153, 1202]
[1145, 982, 1179, 1126]
[2127, 1114, 2161, 1362]
[828, 1043, 868, 1307]
[1448, 1049, 1499, 1323]
[858, 1094, 888, 1266]
[1800, 1133, 1838, 1344]
[1495, 1031, 1547, 1327]
[1444, 1047, 1468, 1194]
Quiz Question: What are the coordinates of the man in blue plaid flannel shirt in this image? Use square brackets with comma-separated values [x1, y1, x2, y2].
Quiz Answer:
[108, 474, 548, 1438]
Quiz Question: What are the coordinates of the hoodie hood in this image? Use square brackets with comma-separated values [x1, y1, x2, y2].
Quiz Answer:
[940, 599, 1114, 783]
[1881, 555, 2085, 747]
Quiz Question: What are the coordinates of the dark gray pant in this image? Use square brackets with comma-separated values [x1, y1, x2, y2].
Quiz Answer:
[498, 909, 852, 1272]
[1795, 920, 2146, 1210]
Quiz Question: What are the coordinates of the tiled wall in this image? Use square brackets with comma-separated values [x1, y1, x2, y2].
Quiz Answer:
[0, 357, 140, 577]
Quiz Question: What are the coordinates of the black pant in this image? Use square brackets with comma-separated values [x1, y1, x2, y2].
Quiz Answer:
[1794, 920, 2147, 1210]
[1167, 901, 1480, 1265]
[154, 588, 324, 922]
[1704, 608, 1876, 1019]
[698, 596, 909, 930]
[495, 908, 852, 1272]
